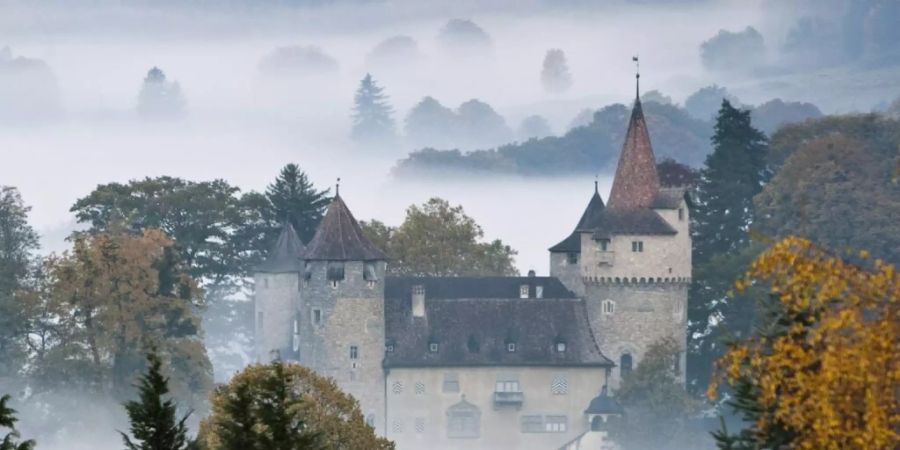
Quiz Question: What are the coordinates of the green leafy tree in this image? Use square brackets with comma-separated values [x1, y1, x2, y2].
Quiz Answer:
[0, 187, 38, 382]
[360, 198, 517, 276]
[351, 74, 395, 144]
[0, 395, 34, 450]
[688, 100, 767, 392]
[199, 361, 393, 450]
[611, 338, 699, 450]
[265, 164, 331, 244]
[121, 350, 195, 450]
[540, 48, 573, 93]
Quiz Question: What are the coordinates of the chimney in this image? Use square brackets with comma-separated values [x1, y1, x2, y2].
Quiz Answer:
[412, 285, 426, 318]
[527, 269, 536, 277]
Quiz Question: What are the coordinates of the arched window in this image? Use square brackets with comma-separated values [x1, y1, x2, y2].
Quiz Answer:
[447, 398, 480, 439]
[620, 353, 633, 379]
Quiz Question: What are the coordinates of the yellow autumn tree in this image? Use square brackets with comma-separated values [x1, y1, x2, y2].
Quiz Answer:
[710, 236, 900, 450]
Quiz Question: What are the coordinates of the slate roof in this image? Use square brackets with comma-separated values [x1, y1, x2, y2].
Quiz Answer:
[256, 222, 305, 273]
[303, 194, 387, 261]
[585, 386, 624, 415]
[548, 183, 605, 253]
[383, 277, 612, 368]
[607, 96, 661, 210]
[650, 187, 690, 209]
[385, 276, 576, 300]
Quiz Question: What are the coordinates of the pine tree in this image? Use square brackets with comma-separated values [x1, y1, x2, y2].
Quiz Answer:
[0, 395, 35, 450]
[265, 164, 331, 243]
[693, 99, 768, 262]
[137, 67, 186, 119]
[350, 74, 395, 144]
[120, 350, 195, 450]
[688, 99, 768, 392]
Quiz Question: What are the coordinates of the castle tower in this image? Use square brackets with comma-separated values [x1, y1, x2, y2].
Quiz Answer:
[297, 188, 388, 430]
[550, 76, 691, 387]
[254, 222, 305, 363]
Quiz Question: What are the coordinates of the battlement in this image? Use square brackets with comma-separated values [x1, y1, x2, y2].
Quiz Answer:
[582, 275, 691, 286]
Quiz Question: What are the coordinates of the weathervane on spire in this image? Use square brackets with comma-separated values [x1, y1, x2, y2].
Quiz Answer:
[336, 177, 341, 196]
[633, 55, 640, 98]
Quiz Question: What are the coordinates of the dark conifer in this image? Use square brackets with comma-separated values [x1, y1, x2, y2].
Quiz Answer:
[265, 164, 330, 243]
[0, 395, 35, 450]
[120, 350, 194, 450]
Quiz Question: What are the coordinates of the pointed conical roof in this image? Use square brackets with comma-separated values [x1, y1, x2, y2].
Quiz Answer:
[303, 194, 387, 261]
[257, 222, 305, 273]
[607, 96, 660, 210]
[548, 182, 606, 253]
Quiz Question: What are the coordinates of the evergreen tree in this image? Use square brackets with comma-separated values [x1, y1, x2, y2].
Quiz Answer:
[350, 74, 395, 144]
[0, 395, 35, 450]
[693, 99, 767, 264]
[688, 100, 767, 392]
[137, 67, 186, 119]
[265, 164, 331, 243]
[120, 349, 195, 450]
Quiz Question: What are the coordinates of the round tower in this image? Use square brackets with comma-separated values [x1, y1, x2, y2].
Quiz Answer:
[254, 222, 305, 363]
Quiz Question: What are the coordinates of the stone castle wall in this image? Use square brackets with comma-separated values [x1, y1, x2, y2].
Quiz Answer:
[254, 272, 300, 363]
[297, 260, 387, 431]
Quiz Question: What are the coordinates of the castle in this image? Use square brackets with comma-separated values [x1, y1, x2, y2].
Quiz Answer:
[253, 81, 691, 450]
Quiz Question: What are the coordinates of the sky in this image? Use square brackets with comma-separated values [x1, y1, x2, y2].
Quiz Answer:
[0, 0, 891, 275]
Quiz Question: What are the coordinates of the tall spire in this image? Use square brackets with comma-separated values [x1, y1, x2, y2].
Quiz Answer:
[633, 55, 640, 100]
[303, 189, 387, 261]
[607, 64, 660, 210]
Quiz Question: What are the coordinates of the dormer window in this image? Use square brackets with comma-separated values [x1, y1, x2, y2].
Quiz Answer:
[519, 285, 529, 299]
[599, 239, 609, 251]
[327, 262, 345, 282]
[364, 261, 378, 283]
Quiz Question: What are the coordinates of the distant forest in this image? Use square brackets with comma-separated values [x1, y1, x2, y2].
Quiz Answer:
[392, 95, 822, 178]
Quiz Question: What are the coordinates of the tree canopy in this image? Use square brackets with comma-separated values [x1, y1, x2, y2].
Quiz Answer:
[265, 164, 331, 244]
[199, 361, 393, 450]
[540, 49, 573, 93]
[0, 187, 38, 381]
[27, 229, 212, 403]
[351, 73, 395, 144]
[360, 198, 518, 277]
[711, 237, 900, 450]
[137, 67, 186, 119]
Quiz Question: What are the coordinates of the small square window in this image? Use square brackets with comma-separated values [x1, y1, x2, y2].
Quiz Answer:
[429, 342, 439, 353]
[632, 241, 644, 252]
[566, 252, 578, 264]
[507, 343, 516, 352]
[519, 285, 529, 299]
[556, 342, 567, 352]
[386, 344, 395, 353]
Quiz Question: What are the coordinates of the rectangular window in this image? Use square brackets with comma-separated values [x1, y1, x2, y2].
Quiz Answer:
[495, 380, 520, 393]
[507, 342, 516, 352]
[600, 239, 609, 251]
[443, 373, 460, 393]
[535, 286, 543, 299]
[311, 308, 322, 326]
[566, 252, 578, 264]
[521, 415, 543, 433]
[678, 208, 684, 221]
[350, 346, 358, 360]
[632, 241, 644, 252]
[545, 416, 568, 433]
[519, 285, 529, 299]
